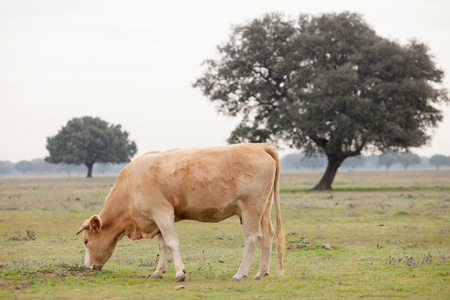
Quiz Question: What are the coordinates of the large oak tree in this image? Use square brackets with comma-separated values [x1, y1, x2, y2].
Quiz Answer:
[194, 12, 448, 190]
[46, 116, 137, 177]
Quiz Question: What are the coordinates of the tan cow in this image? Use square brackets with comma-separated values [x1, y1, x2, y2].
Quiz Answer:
[76, 143, 285, 281]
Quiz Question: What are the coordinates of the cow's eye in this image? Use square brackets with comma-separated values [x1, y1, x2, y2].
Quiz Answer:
[84, 240, 88, 245]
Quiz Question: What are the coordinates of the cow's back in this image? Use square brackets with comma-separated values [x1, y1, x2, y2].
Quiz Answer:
[125, 143, 278, 222]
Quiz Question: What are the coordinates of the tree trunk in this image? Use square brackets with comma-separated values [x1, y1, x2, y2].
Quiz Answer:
[86, 163, 94, 178]
[312, 157, 342, 190]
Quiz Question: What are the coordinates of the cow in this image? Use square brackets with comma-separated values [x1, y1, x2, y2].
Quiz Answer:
[76, 143, 285, 282]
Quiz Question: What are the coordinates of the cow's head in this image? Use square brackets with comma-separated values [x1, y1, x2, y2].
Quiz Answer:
[76, 215, 121, 270]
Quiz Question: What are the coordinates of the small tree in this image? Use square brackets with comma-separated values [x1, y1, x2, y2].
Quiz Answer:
[397, 152, 421, 170]
[301, 155, 327, 170]
[56, 163, 86, 178]
[280, 153, 304, 171]
[31, 158, 54, 175]
[429, 154, 450, 170]
[46, 116, 137, 177]
[378, 150, 399, 171]
[15, 160, 34, 175]
[342, 156, 365, 170]
[0, 161, 15, 175]
[96, 163, 111, 174]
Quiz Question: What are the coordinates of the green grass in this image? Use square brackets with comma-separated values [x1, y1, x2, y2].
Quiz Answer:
[0, 170, 449, 299]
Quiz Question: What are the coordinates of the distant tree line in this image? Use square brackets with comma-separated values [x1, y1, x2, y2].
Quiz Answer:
[2, 152, 449, 176]
[0, 159, 127, 177]
[281, 152, 450, 171]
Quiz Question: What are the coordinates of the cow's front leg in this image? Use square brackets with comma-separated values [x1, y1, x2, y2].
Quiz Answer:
[150, 233, 168, 279]
[153, 212, 186, 282]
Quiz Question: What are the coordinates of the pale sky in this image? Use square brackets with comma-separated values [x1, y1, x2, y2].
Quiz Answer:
[1, 0, 449, 163]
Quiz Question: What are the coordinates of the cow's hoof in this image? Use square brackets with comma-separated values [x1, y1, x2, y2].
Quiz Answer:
[150, 274, 163, 280]
[254, 272, 269, 280]
[232, 274, 247, 281]
[175, 274, 185, 282]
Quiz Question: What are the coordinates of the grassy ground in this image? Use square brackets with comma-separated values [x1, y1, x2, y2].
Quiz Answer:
[0, 170, 449, 299]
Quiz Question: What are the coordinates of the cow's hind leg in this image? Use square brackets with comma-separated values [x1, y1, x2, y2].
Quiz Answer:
[150, 233, 168, 279]
[152, 212, 186, 282]
[233, 208, 262, 281]
[254, 207, 274, 280]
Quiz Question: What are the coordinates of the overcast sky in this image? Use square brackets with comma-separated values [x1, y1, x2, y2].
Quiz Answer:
[1, 0, 449, 163]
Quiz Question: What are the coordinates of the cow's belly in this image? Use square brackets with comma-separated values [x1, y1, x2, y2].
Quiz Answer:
[174, 194, 239, 223]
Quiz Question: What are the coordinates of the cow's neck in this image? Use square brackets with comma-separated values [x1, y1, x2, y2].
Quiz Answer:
[98, 179, 153, 241]
[98, 182, 130, 240]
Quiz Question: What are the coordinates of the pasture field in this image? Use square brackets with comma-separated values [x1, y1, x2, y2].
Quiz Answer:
[0, 170, 449, 299]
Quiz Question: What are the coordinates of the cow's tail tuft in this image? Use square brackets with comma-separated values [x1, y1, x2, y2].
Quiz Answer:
[265, 144, 285, 275]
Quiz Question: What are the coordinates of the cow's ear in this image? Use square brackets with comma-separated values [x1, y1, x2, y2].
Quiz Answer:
[76, 220, 89, 236]
[90, 215, 102, 232]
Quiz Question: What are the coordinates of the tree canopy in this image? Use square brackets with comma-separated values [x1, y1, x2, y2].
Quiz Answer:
[0, 161, 15, 175]
[46, 116, 137, 177]
[397, 152, 421, 170]
[193, 12, 449, 190]
[15, 160, 33, 175]
[429, 154, 450, 169]
[378, 150, 399, 171]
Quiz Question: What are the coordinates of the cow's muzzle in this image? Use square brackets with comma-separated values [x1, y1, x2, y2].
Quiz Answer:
[92, 265, 103, 271]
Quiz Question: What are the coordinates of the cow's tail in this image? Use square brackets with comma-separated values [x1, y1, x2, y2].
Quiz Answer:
[265, 144, 285, 275]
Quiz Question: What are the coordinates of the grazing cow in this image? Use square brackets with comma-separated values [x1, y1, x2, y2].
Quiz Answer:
[76, 143, 285, 282]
